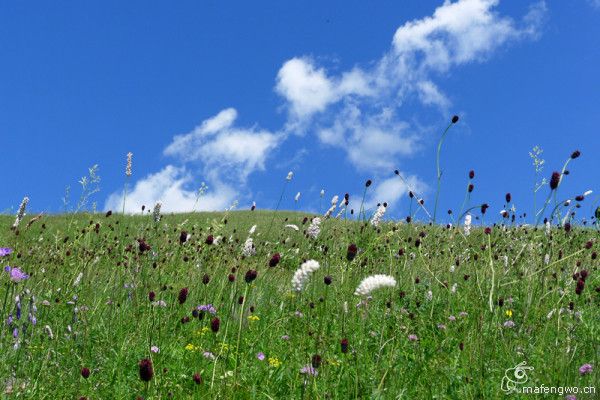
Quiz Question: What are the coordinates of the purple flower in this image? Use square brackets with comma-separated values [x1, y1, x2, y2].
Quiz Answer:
[578, 363, 593, 375]
[300, 364, 318, 376]
[503, 320, 516, 328]
[565, 396, 577, 400]
[151, 346, 160, 353]
[0, 248, 12, 257]
[281, 335, 290, 341]
[257, 352, 265, 361]
[4, 266, 29, 283]
[408, 334, 418, 342]
[197, 304, 217, 315]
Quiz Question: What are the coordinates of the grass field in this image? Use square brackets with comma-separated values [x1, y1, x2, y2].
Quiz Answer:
[0, 210, 598, 399]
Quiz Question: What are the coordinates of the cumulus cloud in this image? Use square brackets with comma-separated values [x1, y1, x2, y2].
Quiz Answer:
[164, 108, 281, 182]
[104, 165, 236, 213]
[277, 0, 546, 177]
[105, 108, 279, 213]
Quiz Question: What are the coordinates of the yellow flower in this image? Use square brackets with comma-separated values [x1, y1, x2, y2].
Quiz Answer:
[268, 357, 281, 368]
[185, 343, 198, 351]
[219, 342, 230, 351]
[506, 309, 513, 318]
[248, 315, 260, 322]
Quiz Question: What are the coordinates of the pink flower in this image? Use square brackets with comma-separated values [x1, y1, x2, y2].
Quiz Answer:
[257, 352, 265, 361]
[579, 363, 593, 375]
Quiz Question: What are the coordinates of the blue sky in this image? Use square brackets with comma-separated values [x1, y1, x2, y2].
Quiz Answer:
[2, 0, 599, 224]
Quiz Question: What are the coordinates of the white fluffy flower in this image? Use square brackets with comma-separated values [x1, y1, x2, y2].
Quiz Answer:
[320, 189, 325, 198]
[291, 260, 320, 292]
[286, 171, 294, 181]
[370, 204, 386, 227]
[354, 274, 396, 296]
[583, 190, 593, 197]
[463, 214, 472, 236]
[242, 237, 256, 257]
[295, 192, 301, 202]
[307, 217, 321, 239]
[285, 224, 299, 231]
[324, 204, 336, 218]
[331, 195, 339, 205]
[249, 225, 257, 235]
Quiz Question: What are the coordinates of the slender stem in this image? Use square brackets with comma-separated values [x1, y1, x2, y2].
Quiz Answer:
[433, 122, 453, 224]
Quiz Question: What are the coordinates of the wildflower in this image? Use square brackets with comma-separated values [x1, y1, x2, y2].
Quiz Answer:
[285, 224, 299, 231]
[370, 204, 386, 227]
[425, 290, 433, 301]
[575, 279, 585, 295]
[324, 275, 332, 285]
[211, 317, 220, 333]
[311, 354, 322, 368]
[138, 358, 154, 382]
[503, 320, 515, 328]
[340, 338, 349, 353]
[248, 315, 259, 322]
[463, 214, 472, 236]
[307, 217, 321, 239]
[138, 239, 151, 253]
[0, 248, 12, 257]
[291, 260, 320, 292]
[281, 335, 290, 340]
[295, 192, 301, 202]
[152, 202, 162, 223]
[185, 343, 198, 351]
[249, 225, 257, 235]
[505, 193, 511, 203]
[125, 152, 133, 177]
[300, 364, 318, 376]
[469, 170, 475, 179]
[257, 352, 265, 361]
[269, 253, 281, 267]
[251, 201, 256, 211]
[550, 171, 561, 190]
[346, 244, 358, 261]
[242, 237, 256, 257]
[203, 351, 216, 361]
[354, 274, 396, 296]
[286, 171, 293, 181]
[268, 357, 281, 368]
[178, 288, 189, 305]
[193, 372, 202, 385]
[571, 150, 581, 159]
[4, 266, 29, 283]
[205, 235, 214, 245]
[151, 346, 160, 353]
[578, 363, 593, 375]
[12, 197, 29, 229]
[320, 189, 325, 197]
[451, 115, 459, 123]
[408, 334, 418, 342]
[505, 309, 513, 318]
[81, 367, 90, 379]
[244, 269, 258, 283]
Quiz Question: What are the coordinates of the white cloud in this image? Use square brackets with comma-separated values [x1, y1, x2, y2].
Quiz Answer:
[277, 0, 546, 173]
[104, 165, 236, 213]
[164, 108, 280, 182]
[106, 108, 279, 213]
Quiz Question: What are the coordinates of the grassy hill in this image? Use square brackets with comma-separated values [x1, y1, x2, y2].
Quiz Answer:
[0, 211, 598, 399]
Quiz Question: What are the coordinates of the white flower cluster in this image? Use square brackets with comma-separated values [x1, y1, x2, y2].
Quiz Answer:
[13, 196, 29, 229]
[354, 274, 396, 296]
[291, 260, 320, 292]
[126, 152, 133, 177]
[307, 217, 321, 239]
[463, 214, 472, 236]
[370, 204, 386, 227]
[242, 237, 256, 257]
[152, 202, 162, 223]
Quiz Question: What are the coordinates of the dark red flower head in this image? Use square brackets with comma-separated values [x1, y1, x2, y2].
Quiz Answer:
[81, 367, 90, 379]
[138, 239, 151, 253]
[451, 115, 459, 123]
[138, 358, 154, 382]
[468, 184, 474, 193]
[193, 372, 202, 385]
[550, 172, 561, 190]
[575, 279, 585, 295]
[179, 231, 188, 244]
[340, 338, 349, 353]
[347, 244, 358, 261]
[505, 193, 511, 203]
[178, 287, 189, 305]
[469, 170, 475, 179]
[269, 253, 281, 267]
[365, 179, 372, 187]
[324, 275, 332, 285]
[311, 354, 322, 368]
[205, 235, 214, 245]
[148, 291, 156, 302]
[244, 269, 258, 283]
[481, 204, 489, 214]
[211, 317, 220, 333]
[571, 150, 581, 159]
